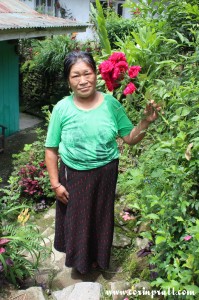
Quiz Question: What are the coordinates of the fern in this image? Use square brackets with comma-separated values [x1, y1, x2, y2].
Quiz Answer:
[1, 222, 51, 286]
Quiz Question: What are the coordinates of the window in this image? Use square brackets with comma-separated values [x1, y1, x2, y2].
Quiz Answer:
[91, 1, 124, 17]
[91, 1, 107, 9]
[36, 0, 54, 15]
[36, 0, 45, 5]
[117, 3, 123, 16]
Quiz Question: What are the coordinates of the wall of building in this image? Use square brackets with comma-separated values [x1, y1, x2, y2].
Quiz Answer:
[20, 0, 35, 9]
[0, 42, 19, 136]
[58, 0, 94, 41]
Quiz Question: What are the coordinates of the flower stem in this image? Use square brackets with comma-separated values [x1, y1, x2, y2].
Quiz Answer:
[142, 93, 171, 129]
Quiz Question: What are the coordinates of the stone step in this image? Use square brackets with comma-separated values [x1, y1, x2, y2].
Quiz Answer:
[52, 282, 102, 300]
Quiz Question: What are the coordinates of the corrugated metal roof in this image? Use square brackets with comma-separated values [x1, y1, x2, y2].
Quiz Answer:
[0, 0, 87, 30]
[0, 0, 35, 13]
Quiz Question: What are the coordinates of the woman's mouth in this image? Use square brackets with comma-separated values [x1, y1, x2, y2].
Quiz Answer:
[79, 87, 90, 91]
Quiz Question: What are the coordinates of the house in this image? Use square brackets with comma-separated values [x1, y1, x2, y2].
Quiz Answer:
[20, 0, 132, 40]
[0, 0, 88, 137]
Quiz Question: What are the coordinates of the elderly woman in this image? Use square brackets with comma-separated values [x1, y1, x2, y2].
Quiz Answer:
[45, 51, 161, 274]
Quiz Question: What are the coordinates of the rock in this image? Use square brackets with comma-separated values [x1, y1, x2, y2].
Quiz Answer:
[52, 285, 75, 299]
[119, 196, 126, 202]
[51, 268, 81, 290]
[110, 281, 131, 300]
[112, 232, 132, 248]
[135, 238, 149, 250]
[134, 281, 151, 291]
[50, 245, 66, 269]
[42, 227, 55, 237]
[52, 282, 102, 300]
[35, 267, 60, 289]
[43, 208, 56, 219]
[13, 287, 45, 300]
[138, 222, 151, 234]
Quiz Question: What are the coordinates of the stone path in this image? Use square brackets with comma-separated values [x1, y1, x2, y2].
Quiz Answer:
[5, 207, 132, 300]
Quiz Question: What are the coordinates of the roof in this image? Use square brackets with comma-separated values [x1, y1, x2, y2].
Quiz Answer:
[0, 0, 88, 41]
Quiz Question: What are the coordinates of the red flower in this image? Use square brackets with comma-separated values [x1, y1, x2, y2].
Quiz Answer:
[108, 52, 127, 64]
[133, 8, 141, 15]
[123, 82, 137, 95]
[98, 61, 114, 79]
[106, 80, 114, 91]
[128, 66, 141, 78]
[99, 52, 141, 96]
[113, 61, 129, 80]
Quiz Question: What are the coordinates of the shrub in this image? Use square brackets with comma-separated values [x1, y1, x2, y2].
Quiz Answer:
[116, 57, 199, 294]
[106, 14, 136, 49]
[1, 126, 54, 211]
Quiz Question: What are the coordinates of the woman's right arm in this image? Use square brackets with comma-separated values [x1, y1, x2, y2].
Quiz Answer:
[45, 147, 69, 204]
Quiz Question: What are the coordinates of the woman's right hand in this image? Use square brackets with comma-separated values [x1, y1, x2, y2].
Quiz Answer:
[55, 185, 69, 205]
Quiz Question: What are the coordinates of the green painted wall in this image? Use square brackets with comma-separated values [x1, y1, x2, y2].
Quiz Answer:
[0, 41, 19, 136]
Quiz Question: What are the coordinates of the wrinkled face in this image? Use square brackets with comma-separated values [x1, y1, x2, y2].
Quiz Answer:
[68, 60, 97, 99]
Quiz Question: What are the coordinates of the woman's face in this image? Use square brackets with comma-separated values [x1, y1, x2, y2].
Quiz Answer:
[68, 60, 97, 99]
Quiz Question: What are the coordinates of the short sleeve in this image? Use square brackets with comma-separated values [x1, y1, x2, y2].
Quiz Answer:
[116, 103, 134, 137]
[45, 106, 62, 147]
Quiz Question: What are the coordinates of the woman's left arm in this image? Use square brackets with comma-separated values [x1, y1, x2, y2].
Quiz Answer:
[122, 100, 162, 145]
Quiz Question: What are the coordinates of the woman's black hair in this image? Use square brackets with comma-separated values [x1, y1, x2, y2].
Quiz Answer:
[64, 51, 96, 81]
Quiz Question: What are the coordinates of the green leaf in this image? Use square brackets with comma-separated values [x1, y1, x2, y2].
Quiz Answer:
[183, 254, 194, 269]
[174, 216, 184, 222]
[176, 107, 191, 117]
[171, 115, 180, 122]
[0, 253, 8, 274]
[140, 231, 153, 240]
[146, 213, 160, 220]
[161, 280, 180, 290]
[176, 31, 190, 44]
[184, 285, 199, 294]
[155, 236, 166, 244]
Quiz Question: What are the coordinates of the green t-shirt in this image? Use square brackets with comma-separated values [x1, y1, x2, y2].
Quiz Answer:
[45, 93, 133, 170]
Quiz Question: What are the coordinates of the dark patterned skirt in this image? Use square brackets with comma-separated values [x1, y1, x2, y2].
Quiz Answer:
[54, 159, 119, 274]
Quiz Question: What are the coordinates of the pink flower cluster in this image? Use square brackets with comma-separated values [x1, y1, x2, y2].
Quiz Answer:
[184, 235, 192, 241]
[0, 238, 10, 254]
[99, 52, 141, 95]
[120, 211, 136, 221]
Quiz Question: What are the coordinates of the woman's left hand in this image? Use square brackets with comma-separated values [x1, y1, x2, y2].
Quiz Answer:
[144, 100, 162, 123]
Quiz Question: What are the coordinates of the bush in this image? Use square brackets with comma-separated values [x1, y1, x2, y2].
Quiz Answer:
[116, 41, 199, 297]
[106, 15, 136, 49]
[1, 125, 54, 211]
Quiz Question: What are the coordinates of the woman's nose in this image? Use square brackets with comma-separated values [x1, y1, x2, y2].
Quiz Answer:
[79, 75, 88, 84]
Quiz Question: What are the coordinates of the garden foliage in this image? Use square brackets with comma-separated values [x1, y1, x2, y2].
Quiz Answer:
[95, 0, 199, 296]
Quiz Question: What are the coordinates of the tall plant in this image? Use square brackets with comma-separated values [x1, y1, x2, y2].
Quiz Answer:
[93, 0, 111, 54]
